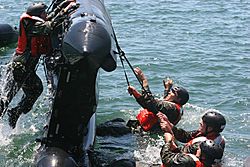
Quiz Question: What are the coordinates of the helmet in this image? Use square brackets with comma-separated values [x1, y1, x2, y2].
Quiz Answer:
[172, 86, 189, 105]
[26, 2, 47, 16]
[200, 140, 224, 165]
[202, 111, 226, 133]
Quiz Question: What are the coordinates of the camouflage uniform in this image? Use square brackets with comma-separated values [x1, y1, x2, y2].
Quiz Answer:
[0, 15, 53, 128]
[161, 142, 198, 167]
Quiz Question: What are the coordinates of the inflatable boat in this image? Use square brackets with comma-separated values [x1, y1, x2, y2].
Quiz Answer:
[35, 0, 118, 166]
[0, 24, 18, 47]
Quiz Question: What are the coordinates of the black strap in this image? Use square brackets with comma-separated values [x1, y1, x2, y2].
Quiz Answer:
[119, 52, 143, 88]
[119, 53, 130, 86]
[99, 6, 147, 91]
[112, 35, 144, 89]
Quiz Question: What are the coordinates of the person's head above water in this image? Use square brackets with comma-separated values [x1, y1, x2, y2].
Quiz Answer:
[165, 86, 189, 105]
[201, 111, 226, 134]
[199, 140, 224, 166]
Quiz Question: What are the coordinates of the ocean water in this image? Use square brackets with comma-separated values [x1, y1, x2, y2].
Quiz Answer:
[0, 0, 249, 166]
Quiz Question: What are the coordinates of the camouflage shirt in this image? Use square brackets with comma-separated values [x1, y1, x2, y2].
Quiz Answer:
[161, 142, 197, 167]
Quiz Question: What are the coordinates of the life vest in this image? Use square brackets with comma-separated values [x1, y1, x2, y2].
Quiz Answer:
[161, 154, 204, 167]
[16, 13, 51, 57]
[185, 136, 208, 148]
[185, 134, 225, 149]
[136, 108, 158, 131]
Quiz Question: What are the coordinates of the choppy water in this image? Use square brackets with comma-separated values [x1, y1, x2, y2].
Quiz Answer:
[0, 0, 249, 166]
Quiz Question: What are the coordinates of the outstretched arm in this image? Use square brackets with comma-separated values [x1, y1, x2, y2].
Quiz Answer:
[134, 67, 149, 89]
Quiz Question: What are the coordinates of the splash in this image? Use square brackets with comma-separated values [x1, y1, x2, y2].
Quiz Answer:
[0, 63, 23, 145]
[0, 122, 12, 145]
[0, 63, 19, 116]
[134, 134, 164, 166]
[0, 64, 14, 145]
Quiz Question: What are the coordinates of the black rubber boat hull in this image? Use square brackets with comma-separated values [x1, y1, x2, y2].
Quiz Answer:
[35, 0, 118, 166]
[61, 0, 117, 72]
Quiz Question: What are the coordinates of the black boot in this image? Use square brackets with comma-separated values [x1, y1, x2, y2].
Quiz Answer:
[7, 108, 22, 129]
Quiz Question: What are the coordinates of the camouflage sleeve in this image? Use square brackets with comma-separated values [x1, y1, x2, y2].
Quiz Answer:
[172, 126, 200, 143]
[135, 96, 148, 109]
[156, 101, 180, 125]
[161, 143, 196, 167]
[31, 20, 53, 35]
[135, 88, 159, 114]
[157, 100, 176, 111]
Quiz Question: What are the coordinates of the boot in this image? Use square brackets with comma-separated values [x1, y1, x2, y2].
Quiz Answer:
[7, 108, 22, 129]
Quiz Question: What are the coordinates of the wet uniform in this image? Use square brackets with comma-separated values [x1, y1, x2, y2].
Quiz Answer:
[0, 12, 53, 127]
[172, 127, 225, 150]
[171, 126, 225, 166]
[161, 142, 205, 167]
[135, 87, 183, 125]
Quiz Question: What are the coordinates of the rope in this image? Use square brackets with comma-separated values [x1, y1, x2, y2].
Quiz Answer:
[119, 52, 144, 88]
[112, 34, 145, 90]
[108, 21, 144, 89]
[119, 53, 130, 86]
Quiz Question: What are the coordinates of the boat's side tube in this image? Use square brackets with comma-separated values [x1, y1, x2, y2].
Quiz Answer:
[0, 24, 18, 47]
